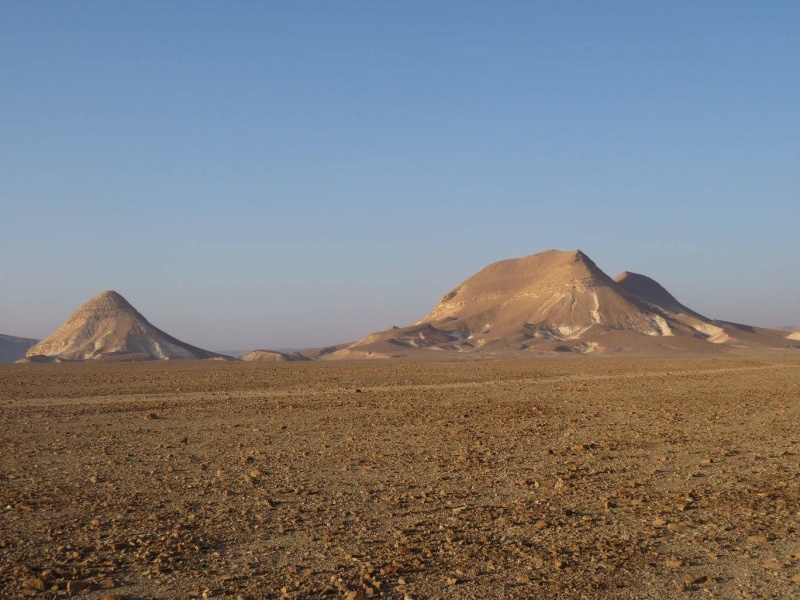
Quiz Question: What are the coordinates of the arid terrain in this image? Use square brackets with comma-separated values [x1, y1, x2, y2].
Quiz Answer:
[2, 357, 800, 599]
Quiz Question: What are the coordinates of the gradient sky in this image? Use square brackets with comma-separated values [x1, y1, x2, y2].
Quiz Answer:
[2, 1, 798, 350]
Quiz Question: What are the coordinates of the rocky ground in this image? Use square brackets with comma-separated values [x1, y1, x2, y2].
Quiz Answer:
[1, 356, 799, 599]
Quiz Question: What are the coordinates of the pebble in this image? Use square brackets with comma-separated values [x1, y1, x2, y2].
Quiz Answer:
[67, 580, 90, 594]
[666, 558, 683, 568]
[22, 577, 45, 591]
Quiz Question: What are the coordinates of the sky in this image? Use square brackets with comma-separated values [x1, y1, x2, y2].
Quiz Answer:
[1, 1, 798, 350]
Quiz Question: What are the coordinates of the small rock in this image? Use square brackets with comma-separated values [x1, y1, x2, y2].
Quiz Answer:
[666, 558, 683, 568]
[748, 534, 769, 544]
[67, 581, 90, 594]
[764, 561, 783, 571]
[445, 577, 459, 585]
[22, 578, 45, 591]
[791, 573, 800, 583]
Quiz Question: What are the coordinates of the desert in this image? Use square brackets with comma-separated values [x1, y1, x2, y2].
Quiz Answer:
[2, 356, 800, 598]
[3, 4, 798, 599]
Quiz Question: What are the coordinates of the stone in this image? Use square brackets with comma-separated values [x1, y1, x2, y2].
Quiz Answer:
[666, 558, 683, 568]
[22, 578, 45, 591]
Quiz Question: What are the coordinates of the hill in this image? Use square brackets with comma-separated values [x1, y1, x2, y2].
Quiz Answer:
[327, 249, 795, 358]
[25, 291, 227, 361]
[0, 334, 39, 362]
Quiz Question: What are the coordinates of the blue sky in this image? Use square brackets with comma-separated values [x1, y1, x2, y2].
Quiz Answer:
[2, 1, 798, 350]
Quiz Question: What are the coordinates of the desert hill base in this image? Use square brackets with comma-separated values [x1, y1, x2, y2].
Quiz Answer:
[2, 357, 800, 598]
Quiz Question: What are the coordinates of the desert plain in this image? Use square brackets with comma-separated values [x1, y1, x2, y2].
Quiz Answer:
[2, 356, 800, 599]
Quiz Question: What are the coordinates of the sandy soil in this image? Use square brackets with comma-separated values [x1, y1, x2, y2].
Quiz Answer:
[2, 357, 800, 599]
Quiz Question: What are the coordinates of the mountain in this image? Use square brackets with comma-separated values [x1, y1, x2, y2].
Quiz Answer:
[25, 291, 227, 361]
[326, 249, 796, 358]
[0, 334, 39, 362]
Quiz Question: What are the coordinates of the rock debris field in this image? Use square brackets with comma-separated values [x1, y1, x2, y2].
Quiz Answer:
[1, 357, 800, 599]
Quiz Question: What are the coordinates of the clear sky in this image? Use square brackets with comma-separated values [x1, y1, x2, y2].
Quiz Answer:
[2, 1, 798, 350]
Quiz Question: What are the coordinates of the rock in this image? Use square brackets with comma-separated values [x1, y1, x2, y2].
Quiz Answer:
[67, 580, 90, 594]
[22, 578, 45, 591]
[763, 561, 783, 570]
[747, 534, 769, 544]
[666, 558, 683, 568]
[791, 573, 800, 583]
[145, 413, 159, 420]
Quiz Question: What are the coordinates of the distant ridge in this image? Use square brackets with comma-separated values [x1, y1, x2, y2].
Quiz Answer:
[325, 249, 796, 359]
[25, 291, 227, 362]
[240, 349, 310, 362]
[0, 334, 39, 363]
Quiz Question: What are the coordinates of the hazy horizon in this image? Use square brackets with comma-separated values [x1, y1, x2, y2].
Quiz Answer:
[2, 2, 798, 350]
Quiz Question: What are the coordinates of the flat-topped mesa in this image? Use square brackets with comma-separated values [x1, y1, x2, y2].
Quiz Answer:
[26, 291, 226, 361]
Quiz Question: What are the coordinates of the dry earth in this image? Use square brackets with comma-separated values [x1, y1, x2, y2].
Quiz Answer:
[1, 357, 800, 599]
